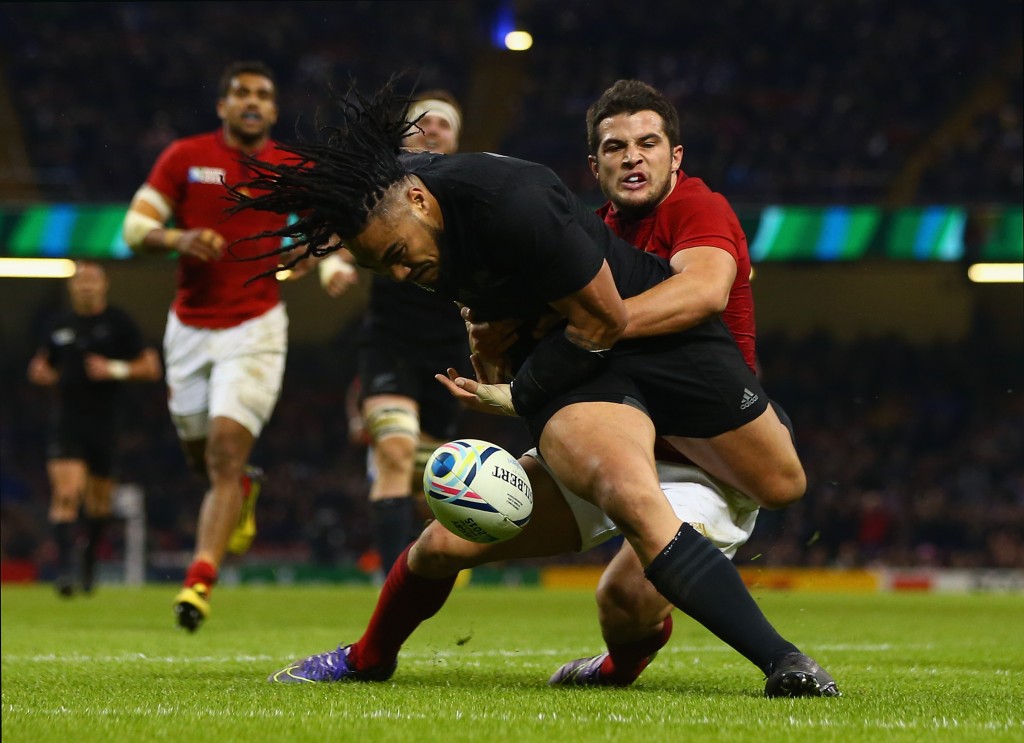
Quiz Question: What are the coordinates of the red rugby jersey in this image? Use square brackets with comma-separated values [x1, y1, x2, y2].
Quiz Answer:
[597, 172, 757, 370]
[146, 131, 292, 328]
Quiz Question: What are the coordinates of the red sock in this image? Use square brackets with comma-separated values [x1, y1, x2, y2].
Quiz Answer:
[599, 615, 674, 685]
[184, 560, 218, 594]
[348, 544, 457, 671]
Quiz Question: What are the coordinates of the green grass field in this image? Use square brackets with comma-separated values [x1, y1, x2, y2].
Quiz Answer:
[2, 584, 1022, 742]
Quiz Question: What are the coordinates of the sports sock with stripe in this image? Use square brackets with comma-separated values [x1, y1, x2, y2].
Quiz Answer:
[645, 523, 798, 674]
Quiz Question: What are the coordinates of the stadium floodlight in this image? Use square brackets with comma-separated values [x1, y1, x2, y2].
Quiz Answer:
[967, 263, 1024, 283]
[0, 257, 76, 278]
[504, 30, 533, 51]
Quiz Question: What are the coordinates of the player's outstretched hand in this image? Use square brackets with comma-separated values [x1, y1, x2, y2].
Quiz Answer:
[435, 368, 517, 417]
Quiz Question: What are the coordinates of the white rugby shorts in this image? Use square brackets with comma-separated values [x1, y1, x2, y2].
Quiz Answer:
[522, 449, 759, 558]
[163, 303, 288, 440]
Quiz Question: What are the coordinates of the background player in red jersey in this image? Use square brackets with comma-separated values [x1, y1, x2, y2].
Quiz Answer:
[121, 60, 295, 631]
[28, 261, 162, 598]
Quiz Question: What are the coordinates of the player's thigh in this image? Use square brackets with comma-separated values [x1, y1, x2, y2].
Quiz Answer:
[538, 402, 678, 555]
[666, 405, 805, 508]
[207, 313, 287, 439]
[164, 312, 213, 438]
[657, 470, 759, 559]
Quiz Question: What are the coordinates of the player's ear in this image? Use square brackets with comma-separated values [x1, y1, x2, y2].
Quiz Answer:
[407, 185, 429, 214]
[216, 98, 227, 122]
[588, 155, 599, 180]
[672, 145, 683, 170]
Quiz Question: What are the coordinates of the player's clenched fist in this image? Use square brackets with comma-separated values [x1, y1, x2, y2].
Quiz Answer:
[175, 227, 226, 261]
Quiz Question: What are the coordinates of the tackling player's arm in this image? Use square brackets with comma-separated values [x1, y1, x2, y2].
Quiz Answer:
[122, 184, 225, 262]
[439, 261, 627, 417]
[620, 245, 736, 339]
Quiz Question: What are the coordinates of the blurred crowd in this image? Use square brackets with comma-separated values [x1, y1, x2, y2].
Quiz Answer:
[1, 0, 1021, 205]
[3, 320, 1022, 573]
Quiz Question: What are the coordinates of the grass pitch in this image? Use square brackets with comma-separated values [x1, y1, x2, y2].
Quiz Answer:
[2, 584, 1022, 742]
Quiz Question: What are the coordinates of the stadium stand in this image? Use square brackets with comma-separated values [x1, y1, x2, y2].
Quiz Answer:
[0, 1, 1020, 578]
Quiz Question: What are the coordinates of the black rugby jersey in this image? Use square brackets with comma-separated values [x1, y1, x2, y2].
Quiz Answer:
[41, 305, 146, 410]
[404, 152, 674, 322]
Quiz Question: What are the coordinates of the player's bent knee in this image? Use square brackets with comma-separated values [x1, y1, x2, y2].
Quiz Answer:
[373, 435, 417, 473]
[204, 437, 249, 480]
[759, 467, 807, 509]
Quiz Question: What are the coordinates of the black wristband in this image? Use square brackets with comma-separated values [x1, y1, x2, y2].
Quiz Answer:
[510, 332, 608, 416]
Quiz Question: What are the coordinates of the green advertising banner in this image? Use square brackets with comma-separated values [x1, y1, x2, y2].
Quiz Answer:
[1, 203, 1021, 262]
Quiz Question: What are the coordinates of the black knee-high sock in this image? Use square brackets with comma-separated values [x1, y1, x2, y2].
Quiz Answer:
[82, 517, 110, 590]
[645, 524, 799, 675]
[370, 497, 417, 574]
[53, 522, 75, 575]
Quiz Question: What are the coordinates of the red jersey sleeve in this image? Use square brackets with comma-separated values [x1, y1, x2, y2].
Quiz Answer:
[666, 191, 741, 262]
[146, 141, 188, 205]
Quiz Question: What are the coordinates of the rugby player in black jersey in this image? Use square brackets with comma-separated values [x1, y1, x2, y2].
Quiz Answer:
[232, 80, 839, 697]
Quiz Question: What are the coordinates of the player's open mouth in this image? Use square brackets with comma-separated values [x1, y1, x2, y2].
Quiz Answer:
[622, 173, 647, 190]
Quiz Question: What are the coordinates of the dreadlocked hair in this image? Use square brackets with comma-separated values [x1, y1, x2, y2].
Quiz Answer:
[226, 76, 422, 276]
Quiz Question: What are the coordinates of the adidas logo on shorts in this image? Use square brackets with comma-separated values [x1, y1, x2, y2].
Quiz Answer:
[740, 388, 759, 410]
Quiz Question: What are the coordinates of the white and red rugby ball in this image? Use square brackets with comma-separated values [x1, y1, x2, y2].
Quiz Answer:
[423, 439, 533, 543]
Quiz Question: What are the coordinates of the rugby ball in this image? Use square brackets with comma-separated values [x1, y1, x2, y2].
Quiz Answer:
[423, 439, 533, 543]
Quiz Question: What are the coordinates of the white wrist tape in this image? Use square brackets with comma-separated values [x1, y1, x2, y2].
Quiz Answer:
[122, 210, 164, 251]
[107, 360, 131, 380]
[132, 184, 173, 221]
[319, 253, 356, 288]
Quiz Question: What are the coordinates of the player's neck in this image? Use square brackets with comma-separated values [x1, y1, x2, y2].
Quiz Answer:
[222, 127, 270, 155]
[72, 299, 106, 316]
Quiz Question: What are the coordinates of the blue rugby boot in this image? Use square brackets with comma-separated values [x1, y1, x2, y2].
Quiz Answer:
[269, 644, 397, 684]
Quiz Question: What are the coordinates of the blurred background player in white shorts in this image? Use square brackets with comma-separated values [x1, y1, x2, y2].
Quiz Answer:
[122, 60, 295, 631]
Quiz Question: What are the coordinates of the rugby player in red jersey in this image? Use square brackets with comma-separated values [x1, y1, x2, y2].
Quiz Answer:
[122, 60, 295, 632]
[466, 80, 829, 693]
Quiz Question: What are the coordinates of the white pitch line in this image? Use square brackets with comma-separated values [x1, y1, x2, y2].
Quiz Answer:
[1, 642, 942, 664]
[3, 704, 1021, 733]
